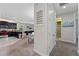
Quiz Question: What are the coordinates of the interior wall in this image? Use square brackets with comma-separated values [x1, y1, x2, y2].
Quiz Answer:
[61, 12, 76, 44]
[17, 22, 34, 31]
[47, 4, 56, 55]
[34, 3, 56, 55]
[34, 3, 56, 56]
[34, 3, 48, 56]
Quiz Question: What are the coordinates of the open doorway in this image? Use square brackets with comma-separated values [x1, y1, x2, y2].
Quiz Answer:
[56, 17, 62, 41]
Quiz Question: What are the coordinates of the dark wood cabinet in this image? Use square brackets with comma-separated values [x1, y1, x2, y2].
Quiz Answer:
[0, 21, 17, 29]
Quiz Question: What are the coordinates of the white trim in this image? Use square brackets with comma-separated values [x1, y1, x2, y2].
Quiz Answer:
[33, 49, 48, 56]
[60, 39, 76, 44]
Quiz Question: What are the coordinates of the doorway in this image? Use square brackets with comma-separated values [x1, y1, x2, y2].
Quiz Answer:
[56, 17, 62, 41]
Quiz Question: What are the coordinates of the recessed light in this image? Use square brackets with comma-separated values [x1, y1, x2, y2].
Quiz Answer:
[63, 6, 66, 8]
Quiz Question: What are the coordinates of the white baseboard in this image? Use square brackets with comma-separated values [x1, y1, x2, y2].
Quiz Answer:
[33, 49, 47, 56]
[60, 39, 76, 44]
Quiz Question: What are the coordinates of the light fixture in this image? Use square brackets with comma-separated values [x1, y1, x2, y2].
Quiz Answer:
[62, 6, 66, 8]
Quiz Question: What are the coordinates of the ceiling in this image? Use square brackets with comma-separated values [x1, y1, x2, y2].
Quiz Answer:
[53, 3, 78, 16]
[0, 3, 34, 24]
[0, 3, 78, 24]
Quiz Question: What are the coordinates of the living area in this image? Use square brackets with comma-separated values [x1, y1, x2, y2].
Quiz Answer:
[0, 3, 35, 56]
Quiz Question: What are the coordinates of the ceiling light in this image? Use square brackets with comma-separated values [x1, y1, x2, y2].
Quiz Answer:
[62, 6, 66, 8]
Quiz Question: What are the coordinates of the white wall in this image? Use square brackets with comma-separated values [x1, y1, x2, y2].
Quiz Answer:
[47, 4, 56, 55]
[34, 3, 56, 56]
[34, 4, 48, 56]
[17, 22, 34, 31]
[61, 12, 76, 44]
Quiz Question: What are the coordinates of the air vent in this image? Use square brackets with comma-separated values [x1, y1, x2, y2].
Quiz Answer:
[59, 3, 68, 6]
[36, 10, 43, 25]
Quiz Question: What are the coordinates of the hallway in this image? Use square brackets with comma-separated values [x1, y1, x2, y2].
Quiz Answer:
[50, 41, 78, 56]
